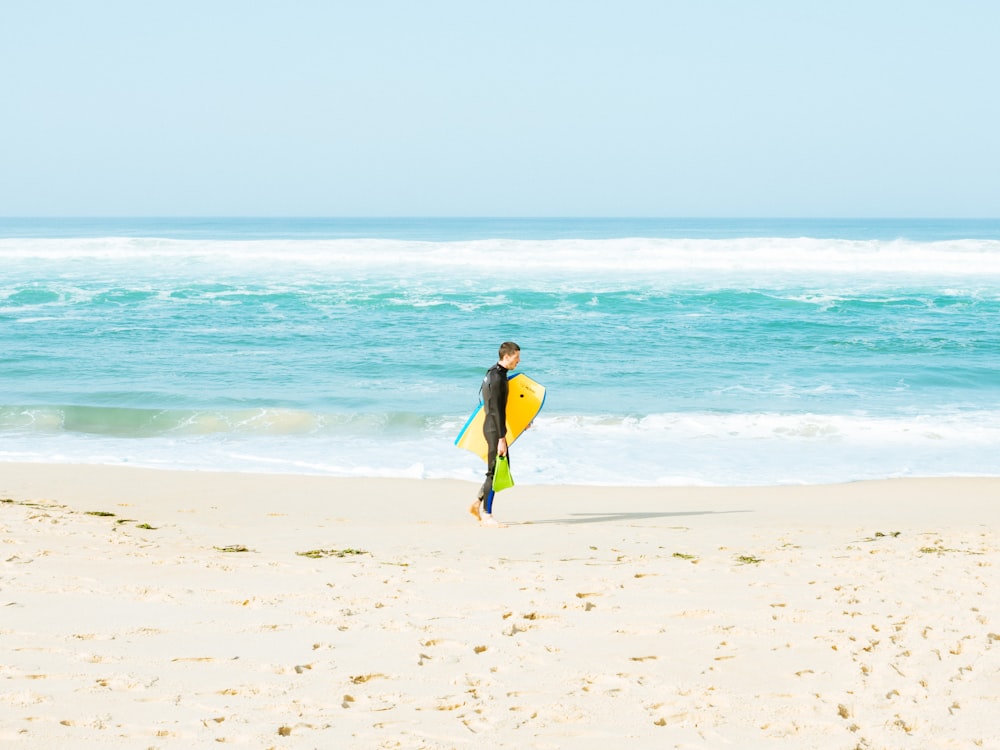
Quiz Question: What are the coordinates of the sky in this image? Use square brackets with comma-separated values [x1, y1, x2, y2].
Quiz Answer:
[2, 0, 998, 217]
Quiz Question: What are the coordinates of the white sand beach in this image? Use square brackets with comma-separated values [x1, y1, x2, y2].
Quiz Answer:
[2, 463, 998, 749]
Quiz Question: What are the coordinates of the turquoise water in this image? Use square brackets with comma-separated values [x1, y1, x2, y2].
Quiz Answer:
[2, 218, 999, 485]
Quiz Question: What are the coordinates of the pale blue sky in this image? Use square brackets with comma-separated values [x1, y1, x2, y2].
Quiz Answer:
[2, 0, 998, 217]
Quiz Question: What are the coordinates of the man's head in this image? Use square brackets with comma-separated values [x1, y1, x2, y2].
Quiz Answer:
[498, 341, 520, 369]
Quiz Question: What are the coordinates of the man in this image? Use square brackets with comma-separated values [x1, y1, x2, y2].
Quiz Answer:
[470, 341, 520, 527]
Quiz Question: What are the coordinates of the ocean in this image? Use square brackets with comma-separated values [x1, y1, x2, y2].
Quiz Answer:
[2, 217, 999, 486]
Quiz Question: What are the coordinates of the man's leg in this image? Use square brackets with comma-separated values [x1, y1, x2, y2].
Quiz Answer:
[472, 430, 500, 521]
[469, 433, 500, 521]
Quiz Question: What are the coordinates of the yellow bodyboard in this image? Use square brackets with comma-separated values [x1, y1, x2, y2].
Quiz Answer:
[454, 373, 546, 462]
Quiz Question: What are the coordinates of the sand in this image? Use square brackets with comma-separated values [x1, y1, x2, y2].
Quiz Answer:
[1, 462, 998, 749]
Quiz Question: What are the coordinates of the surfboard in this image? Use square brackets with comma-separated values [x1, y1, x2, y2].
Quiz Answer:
[454, 372, 546, 462]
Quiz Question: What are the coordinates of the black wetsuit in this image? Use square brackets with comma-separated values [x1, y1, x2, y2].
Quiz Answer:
[478, 362, 510, 505]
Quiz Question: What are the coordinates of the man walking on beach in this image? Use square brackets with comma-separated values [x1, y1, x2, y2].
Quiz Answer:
[471, 341, 520, 527]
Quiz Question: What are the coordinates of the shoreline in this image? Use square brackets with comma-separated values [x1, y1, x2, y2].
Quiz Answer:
[3, 460, 999, 525]
[2, 463, 998, 747]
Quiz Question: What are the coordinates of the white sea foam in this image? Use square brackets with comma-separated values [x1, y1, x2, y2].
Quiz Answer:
[2, 409, 998, 486]
[3, 237, 1000, 283]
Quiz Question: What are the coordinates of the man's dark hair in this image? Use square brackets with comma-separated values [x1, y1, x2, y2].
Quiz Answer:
[498, 341, 520, 359]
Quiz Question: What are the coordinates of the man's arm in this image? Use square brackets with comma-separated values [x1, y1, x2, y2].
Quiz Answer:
[482, 368, 507, 441]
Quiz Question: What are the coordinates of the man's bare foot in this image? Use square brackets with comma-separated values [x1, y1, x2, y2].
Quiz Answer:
[469, 500, 482, 521]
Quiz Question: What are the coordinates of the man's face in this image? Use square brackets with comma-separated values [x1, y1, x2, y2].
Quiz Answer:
[501, 350, 520, 370]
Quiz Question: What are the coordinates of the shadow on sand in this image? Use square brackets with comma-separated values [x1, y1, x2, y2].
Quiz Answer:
[518, 509, 751, 525]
